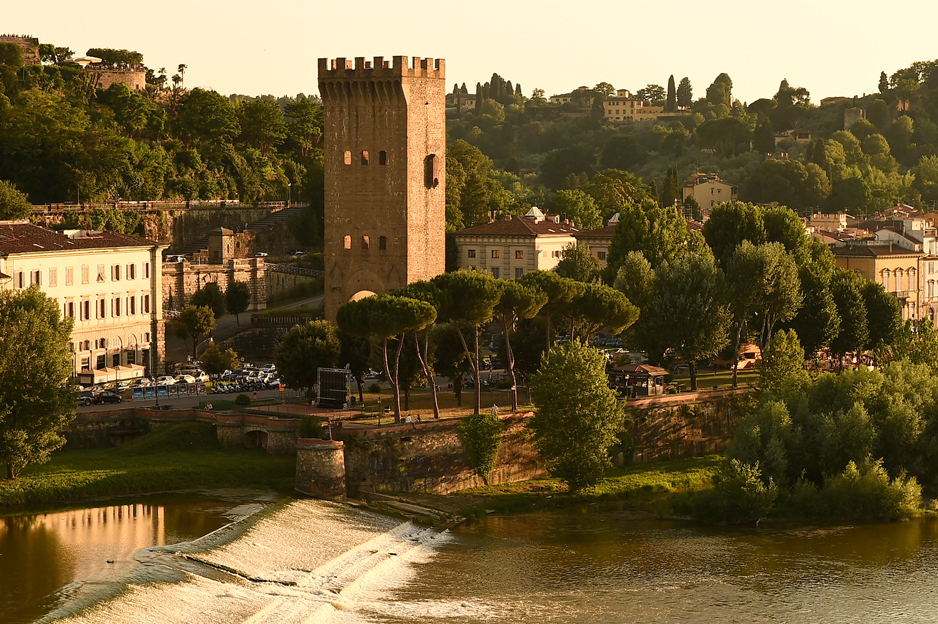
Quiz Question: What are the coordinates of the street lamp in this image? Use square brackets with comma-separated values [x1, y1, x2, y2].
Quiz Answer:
[288, 182, 292, 207]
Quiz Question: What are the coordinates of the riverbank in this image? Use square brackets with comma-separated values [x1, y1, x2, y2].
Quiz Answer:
[365, 455, 724, 525]
[0, 422, 295, 511]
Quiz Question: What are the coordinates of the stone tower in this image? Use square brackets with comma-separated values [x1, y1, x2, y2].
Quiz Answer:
[318, 56, 446, 322]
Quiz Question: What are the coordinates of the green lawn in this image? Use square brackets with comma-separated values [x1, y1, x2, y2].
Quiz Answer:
[670, 368, 759, 390]
[452, 454, 723, 518]
[0, 422, 296, 511]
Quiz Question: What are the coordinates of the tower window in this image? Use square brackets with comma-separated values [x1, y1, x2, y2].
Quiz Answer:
[343, 151, 352, 165]
[379, 236, 387, 250]
[361, 151, 370, 165]
[424, 154, 440, 189]
[379, 151, 387, 165]
[362, 236, 370, 250]
[344, 235, 351, 250]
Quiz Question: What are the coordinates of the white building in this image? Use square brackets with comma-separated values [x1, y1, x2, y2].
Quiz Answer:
[452, 207, 579, 278]
[0, 221, 166, 384]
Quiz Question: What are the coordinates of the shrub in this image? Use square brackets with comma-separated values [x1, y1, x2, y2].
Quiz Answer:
[494, 379, 512, 389]
[457, 412, 504, 485]
[234, 393, 251, 406]
[692, 460, 778, 524]
[819, 458, 921, 520]
[368, 382, 382, 394]
[298, 414, 323, 439]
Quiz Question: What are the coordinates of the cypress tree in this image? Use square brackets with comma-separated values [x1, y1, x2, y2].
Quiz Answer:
[461, 82, 468, 94]
[516, 83, 523, 97]
[666, 75, 677, 112]
[878, 71, 889, 94]
[812, 138, 828, 172]
[677, 77, 693, 108]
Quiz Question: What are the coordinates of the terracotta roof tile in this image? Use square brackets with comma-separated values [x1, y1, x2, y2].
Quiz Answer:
[0, 222, 157, 255]
[454, 216, 579, 237]
[832, 245, 921, 257]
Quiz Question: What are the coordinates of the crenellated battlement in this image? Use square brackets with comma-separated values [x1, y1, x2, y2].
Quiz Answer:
[318, 55, 445, 80]
[0, 34, 39, 44]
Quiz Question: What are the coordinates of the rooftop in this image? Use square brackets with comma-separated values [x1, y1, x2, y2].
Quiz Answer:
[454, 215, 579, 237]
[0, 221, 157, 255]
[832, 244, 922, 258]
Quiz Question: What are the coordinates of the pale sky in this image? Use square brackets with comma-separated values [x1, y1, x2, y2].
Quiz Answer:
[6, 0, 938, 105]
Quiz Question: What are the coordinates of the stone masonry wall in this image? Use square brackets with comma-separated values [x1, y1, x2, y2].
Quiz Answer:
[89, 68, 147, 92]
[338, 412, 543, 497]
[625, 390, 749, 463]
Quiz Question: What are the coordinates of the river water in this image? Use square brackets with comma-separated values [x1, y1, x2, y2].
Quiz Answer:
[6, 496, 938, 623]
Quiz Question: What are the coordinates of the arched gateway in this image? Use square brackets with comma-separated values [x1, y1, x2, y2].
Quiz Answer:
[319, 56, 447, 320]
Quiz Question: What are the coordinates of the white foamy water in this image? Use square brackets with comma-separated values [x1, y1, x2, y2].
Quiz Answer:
[51, 500, 449, 624]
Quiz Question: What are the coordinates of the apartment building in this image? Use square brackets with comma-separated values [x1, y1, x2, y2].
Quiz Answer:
[452, 208, 579, 277]
[0, 221, 166, 384]
[682, 173, 738, 216]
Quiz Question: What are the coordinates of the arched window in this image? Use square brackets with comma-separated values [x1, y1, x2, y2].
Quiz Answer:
[424, 154, 440, 189]
[343, 235, 351, 250]
[379, 236, 387, 250]
[379, 151, 387, 165]
[362, 235, 370, 250]
[361, 150, 370, 165]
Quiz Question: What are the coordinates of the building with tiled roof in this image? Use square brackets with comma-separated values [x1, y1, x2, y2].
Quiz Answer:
[452, 208, 579, 278]
[0, 221, 167, 383]
[682, 173, 737, 217]
[833, 244, 923, 321]
[573, 213, 618, 269]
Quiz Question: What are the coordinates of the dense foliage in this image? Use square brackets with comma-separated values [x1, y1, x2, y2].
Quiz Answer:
[0, 287, 75, 479]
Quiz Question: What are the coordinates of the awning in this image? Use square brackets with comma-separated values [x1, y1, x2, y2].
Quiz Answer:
[78, 364, 146, 385]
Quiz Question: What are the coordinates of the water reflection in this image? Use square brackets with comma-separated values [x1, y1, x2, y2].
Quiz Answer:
[0, 497, 234, 624]
[375, 509, 938, 623]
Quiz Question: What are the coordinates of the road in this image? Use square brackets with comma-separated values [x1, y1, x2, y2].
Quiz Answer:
[75, 386, 294, 413]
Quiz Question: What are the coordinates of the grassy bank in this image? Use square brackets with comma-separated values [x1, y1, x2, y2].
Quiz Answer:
[442, 455, 723, 520]
[0, 422, 296, 510]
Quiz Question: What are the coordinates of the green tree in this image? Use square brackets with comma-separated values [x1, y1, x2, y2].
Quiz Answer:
[432, 323, 474, 407]
[176, 88, 240, 148]
[753, 117, 776, 155]
[665, 75, 677, 112]
[659, 165, 681, 209]
[0, 286, 74, 479]
[547, 189, 602, 230]
[653, 253, 732, 390]
[696, 117, 750, 157]
[0, 43, 24, 67]
[199, 342, 240, 376]
[458, 411, 504, 485]
[568, 282, 639, 342]
[604, 199, 690, 277]
[394, 280, 444, 419]
[518, 270, 584, 353]
[274, 320, 340, 402]
[529, 341, 624, 490]
[0, 180, 31, 220]
[887, 319, 938, 371]
[174, 305, 216, 359]
[432, 270, 501, 414]
[676, 77, 693, 108]
[759, 329, 806, 395]
[555, 243, 601, 283]
[239, 98, 287, 156]
[225, 280, 252, 325]
[493, 280, 547, 411]
[190, 283, 227, 320]
[338, 329, 372, 404]
[862, 280, 901, 351]
[830, 271, 869, 367]
[784, 237, 841, 355]
[284, 94, 323, 157]
[337, 295, 436, 421]
[702, 201, 766, 268]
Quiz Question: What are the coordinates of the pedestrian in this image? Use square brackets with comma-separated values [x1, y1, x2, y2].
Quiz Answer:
[405, 414, 416, 430]
[416, 413, 423, 423]
[253, 389, 258, 402]
[491, 403, 499, 416]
